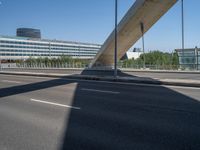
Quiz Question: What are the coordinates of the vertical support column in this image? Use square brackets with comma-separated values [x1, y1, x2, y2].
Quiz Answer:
[114, 0, 118, 77]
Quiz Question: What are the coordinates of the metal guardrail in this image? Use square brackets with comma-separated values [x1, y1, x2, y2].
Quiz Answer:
[1, 62, 198, 72]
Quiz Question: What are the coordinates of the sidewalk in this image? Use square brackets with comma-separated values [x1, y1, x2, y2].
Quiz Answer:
[1, 70, 200, 88]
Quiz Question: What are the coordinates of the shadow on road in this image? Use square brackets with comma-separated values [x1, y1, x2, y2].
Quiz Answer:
[0, 69, 200, 150]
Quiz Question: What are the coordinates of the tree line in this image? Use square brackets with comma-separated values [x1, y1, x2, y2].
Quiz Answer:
[23, 55, 90, 67]
[17, 51, 179, 69]
[120, 51, 179, 69]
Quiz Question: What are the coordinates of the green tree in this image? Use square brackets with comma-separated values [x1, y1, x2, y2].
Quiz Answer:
[121, 50, 179, 69]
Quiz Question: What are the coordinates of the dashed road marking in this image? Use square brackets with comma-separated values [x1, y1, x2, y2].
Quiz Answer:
[1, 80, 22, 84]
[81, 88, 120, 94]
[30, 98, 81, 110]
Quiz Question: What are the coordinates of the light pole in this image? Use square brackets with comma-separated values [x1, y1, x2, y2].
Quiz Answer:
[114, 0, 118, 77]
[0, 41, 1, 70]
[195, 46, 198, 70]
[181, 0, 185, 66]
[0, 50, 1, 71]
[140, 22, 145, 69]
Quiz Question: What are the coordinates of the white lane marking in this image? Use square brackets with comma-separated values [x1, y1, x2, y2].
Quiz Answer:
[1, 80, 22, 84]
[30, 98, 81, 110]
[81, 88, 120, 94]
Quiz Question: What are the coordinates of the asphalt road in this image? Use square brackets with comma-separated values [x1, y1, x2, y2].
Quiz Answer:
[0, 74, 200, 150]
[2, 68, 200, 80]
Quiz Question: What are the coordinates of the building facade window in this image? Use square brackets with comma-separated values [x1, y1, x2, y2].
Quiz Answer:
[0, 36, 101, 60]
[176, 48, 200, 70]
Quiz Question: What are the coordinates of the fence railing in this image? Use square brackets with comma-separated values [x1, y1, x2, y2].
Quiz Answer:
[16, 62, 88, 69]
[1, 62, 200, 71]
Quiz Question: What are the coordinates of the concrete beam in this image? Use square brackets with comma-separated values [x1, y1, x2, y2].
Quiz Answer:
[90, 0, 178, 68]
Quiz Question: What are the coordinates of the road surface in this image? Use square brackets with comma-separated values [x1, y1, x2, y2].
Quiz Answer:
[0, 74, 200, 150]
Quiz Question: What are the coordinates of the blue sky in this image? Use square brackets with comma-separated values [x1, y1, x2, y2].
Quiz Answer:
[0, 0, 199, 52]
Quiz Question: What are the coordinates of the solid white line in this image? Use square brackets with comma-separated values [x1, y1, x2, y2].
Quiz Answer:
[81, 88, 120, 94]
[1, 80, 22, 84]
[30, 98, 81, 110]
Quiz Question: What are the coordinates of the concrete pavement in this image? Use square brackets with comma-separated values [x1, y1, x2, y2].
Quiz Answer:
[0, 74, 200, 149]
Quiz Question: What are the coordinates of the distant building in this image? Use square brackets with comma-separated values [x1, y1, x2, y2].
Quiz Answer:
[0, 29, 101, 61]
[121, 48, 143, 60]
[17, 28, 41, 39]
[175, 47, 200, 70]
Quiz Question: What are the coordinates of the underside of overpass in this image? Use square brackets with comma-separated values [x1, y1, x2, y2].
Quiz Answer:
[90, 0, 178, 68]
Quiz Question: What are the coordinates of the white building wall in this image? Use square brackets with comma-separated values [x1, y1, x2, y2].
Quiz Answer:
[0, 36, 101, 60]
[126, 52, 143, 60]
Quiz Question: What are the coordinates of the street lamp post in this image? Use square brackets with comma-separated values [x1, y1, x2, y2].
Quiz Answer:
[114, 0, 118, 77]
[181, 0, 185, 69]
[181, 0, 185, 52]
[0, 51, 1, 71]
[195, 46, 198, 70]
[140, 22, 145, 69]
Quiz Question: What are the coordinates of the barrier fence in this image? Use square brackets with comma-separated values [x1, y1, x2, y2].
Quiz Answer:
[0, 62, 190, 71]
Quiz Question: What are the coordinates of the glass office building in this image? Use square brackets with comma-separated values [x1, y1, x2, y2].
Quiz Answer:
[0, 35, 101, 61]
[17, 28, 41, 39]
[176, 48, 200, 70]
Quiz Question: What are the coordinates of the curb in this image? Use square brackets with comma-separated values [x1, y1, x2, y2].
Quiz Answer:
[121, 69, 200, 74]
[1, 71, 200, 88]
[3, 68, 200, 74]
